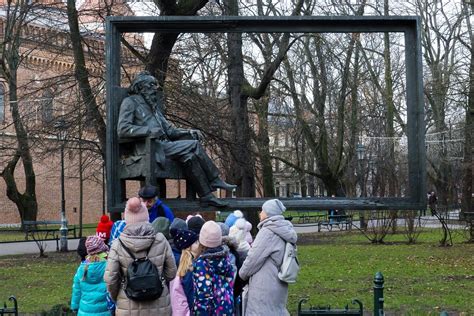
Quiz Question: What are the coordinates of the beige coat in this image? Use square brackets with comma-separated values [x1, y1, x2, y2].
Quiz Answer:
[104, 222, 177, 316]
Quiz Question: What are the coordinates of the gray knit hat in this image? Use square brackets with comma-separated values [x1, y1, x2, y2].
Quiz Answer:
[170, 218, 187, 239]
[151, 217, 170, 239]
[262, 199, 286, 217]
[217, 222, 230, 236]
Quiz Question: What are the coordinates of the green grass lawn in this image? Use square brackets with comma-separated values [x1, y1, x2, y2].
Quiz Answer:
[290, 233, 474, 315]
[0, 230, 473, 315]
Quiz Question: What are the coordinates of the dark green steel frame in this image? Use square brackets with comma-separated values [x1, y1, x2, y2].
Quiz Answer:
[106, 16, 426, 212]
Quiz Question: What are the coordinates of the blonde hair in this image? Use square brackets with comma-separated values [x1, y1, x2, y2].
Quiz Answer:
[82, 253, 107, 281]
[177, 242, 207, 277]
[177, 249, 194, 277]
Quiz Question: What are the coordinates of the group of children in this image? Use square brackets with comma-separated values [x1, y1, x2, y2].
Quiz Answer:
[71, 204, 254, 316]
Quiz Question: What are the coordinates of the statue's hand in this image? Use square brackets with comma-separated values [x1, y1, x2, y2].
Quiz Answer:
[149, 127, 166, 139]
[189, 129, 204, 141]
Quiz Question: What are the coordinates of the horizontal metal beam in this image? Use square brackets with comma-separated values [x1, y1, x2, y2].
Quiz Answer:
[106, 16, 419, 33]
[109, 197, 423, 213]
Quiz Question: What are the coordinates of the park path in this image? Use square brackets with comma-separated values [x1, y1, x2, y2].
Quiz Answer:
[0, 225, 322, 256]
[0, 239, 80, 256]
[0, 214, 462, 256]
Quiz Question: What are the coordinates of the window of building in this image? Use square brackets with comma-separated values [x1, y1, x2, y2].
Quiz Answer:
[0, 84, 5, 122]
[41, 89, 53, 123]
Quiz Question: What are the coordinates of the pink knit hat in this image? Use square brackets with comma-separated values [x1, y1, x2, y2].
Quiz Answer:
[85, 235, 109, 255]
[124, 197, 149, 224]
[199, 221, 222, 248]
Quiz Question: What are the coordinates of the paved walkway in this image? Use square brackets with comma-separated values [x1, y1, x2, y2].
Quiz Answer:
[0, 238, 80, 256]
[0, 224, 322, 256]
[0, 214, 466, 256]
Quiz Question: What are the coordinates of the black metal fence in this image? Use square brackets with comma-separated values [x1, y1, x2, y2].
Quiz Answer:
[0, 296, 18, 316]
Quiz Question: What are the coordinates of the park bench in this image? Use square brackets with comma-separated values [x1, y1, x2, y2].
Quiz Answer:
[22, 221, 76, 250]
[298, 298, 363, 316]
[294, 211, 326, 224]
[0, 296, 18, 316]
[318, 214, 353, 232]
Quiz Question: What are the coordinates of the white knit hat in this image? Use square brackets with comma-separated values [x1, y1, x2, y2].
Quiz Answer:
[262, 199, 286, 217]
[199, 221, 222, 248]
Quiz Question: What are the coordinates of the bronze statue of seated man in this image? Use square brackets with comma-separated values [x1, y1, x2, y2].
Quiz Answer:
[117, 71, 236, 207]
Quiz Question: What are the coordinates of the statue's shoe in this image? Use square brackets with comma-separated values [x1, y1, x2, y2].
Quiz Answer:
[210, 179, 237, 191]
[200, 194, 228, 208]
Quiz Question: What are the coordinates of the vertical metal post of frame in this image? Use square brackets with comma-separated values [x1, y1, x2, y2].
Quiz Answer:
[405, 17, 426, 207]
[106, 18, 122, 219]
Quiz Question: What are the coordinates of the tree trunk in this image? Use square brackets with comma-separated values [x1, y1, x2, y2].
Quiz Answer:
[461, 2, 473, 214]
[1, 67, 38, 222]
[255, 97, 275, 197]
[66, 0, 106, 156]
[383, 0, 398, 233]
[147, 33, 180, 88]
[145, 0, 209, 87]
[225, 0, 256, 198]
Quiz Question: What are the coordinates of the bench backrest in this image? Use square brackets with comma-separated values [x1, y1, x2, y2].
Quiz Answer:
[23, 220, 62, 226]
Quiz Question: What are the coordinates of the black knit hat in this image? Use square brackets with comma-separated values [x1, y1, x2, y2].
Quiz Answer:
[174, 229, 198, 250]
[187, 216, 205, 234]
[138, 185, 158, 199]
[170, 218, 188, 239]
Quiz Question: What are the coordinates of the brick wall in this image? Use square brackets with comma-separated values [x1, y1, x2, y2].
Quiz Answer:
[0, 149, 194, 225]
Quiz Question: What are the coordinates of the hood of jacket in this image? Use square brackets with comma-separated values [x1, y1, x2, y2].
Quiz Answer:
[198, 245, 232, 275]
[258, 215, 297, 244]
[119, 222, 157, 252]
[222, 236, 239, 253]
[81, 261, 107, 284]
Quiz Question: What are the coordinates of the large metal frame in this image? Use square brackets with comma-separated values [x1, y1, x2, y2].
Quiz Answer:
[106, 16, 426, 212]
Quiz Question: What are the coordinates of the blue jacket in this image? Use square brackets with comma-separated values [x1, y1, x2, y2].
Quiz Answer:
[172, 245, 182, 268]
[108, 220, 126, 247]
[71, 261, 110, 316]
[182, 270, 194, 311]
[149, 199, 174, 223]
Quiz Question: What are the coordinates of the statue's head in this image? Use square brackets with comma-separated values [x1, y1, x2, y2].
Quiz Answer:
[129, 71, 158, 95]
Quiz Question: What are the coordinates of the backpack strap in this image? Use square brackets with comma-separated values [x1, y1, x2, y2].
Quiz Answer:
[119, 238, 154, 260]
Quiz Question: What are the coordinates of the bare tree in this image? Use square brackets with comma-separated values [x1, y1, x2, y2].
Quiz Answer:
[0, 0, 39, 222]
[223, 0, 304, 200]
[417, 0, 465, 206]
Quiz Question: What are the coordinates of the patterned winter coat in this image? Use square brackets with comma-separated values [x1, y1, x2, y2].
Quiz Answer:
[71, 260, 110, 316]
[104, 222, 177, 316]
[193, 245, 235, 315]
[239, 215, 297, 316]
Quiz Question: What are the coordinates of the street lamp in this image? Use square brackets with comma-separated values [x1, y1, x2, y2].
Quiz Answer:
[54, 119, 68, 252]
[356, 142, 366, 229]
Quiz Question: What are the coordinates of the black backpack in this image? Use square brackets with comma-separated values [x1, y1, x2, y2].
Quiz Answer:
[119, 239, 164, 301]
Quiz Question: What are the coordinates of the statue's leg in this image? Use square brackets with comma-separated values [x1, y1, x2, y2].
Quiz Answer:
[161, 140, 236, 194]
[182, 157, 211, 197]
[183, 157, 227, 207]
[195, 143, 237, 192]
[194, 143, 220, 181]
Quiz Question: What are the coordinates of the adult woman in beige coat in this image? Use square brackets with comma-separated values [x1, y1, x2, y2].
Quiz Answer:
[104, 197, 177, 316]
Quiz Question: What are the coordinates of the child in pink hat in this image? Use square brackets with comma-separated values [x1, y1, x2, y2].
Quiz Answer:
[193, 221, 235, 314]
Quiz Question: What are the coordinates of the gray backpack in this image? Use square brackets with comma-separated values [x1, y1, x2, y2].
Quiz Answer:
[278, 241, 300, 284]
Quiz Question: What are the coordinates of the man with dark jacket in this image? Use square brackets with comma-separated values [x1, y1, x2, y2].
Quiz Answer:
[138, 185, 175, 223]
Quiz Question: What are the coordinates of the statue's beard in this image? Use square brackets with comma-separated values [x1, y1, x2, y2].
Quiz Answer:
[141, 90, 166, 113]
[142, 90, 159, 107]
